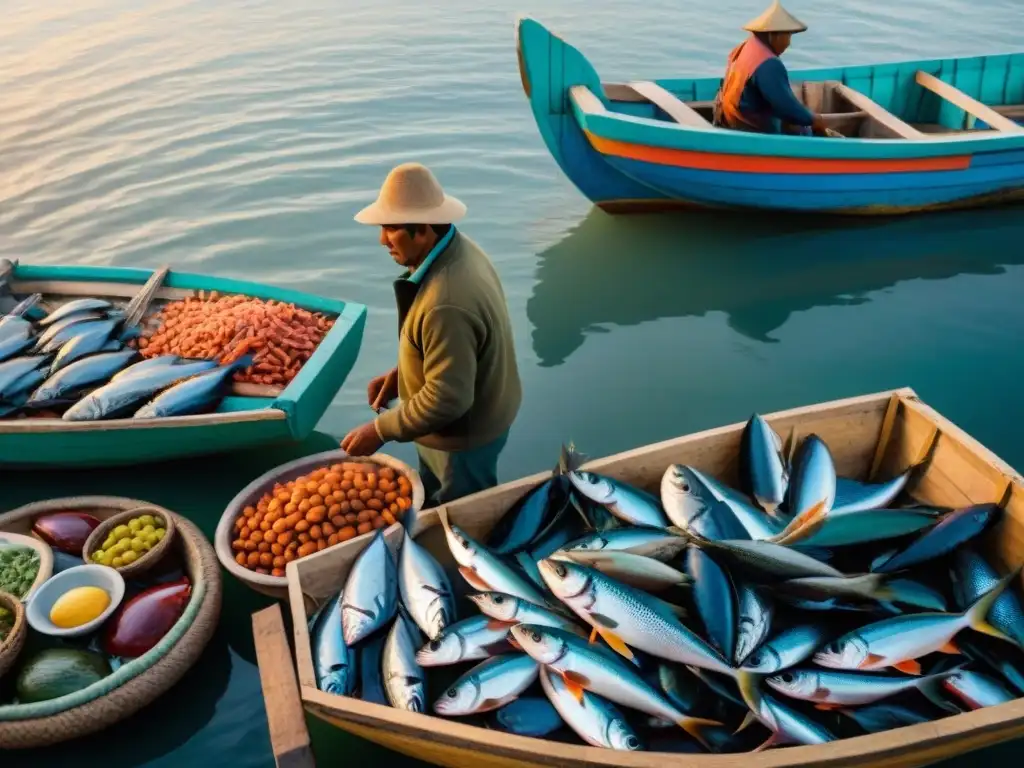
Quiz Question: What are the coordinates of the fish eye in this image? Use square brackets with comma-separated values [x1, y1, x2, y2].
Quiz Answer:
[625, 735, 640, 749]
[681, 483, 690, 492]
[554, 563, 567, 578]
[781, 672, 795, 683]
[429, 640, 442, 651]
[528, 629, 541, 641]
[445, 688, 457, 698]
[493, 595, 504, 604]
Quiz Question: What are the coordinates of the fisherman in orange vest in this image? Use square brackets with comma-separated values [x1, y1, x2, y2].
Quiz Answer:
[713, 1, 831, 136]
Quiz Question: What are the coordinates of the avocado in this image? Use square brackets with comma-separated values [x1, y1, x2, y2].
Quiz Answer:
[16, 647, 111, 703]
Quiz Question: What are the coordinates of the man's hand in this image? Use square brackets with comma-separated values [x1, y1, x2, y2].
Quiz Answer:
[341, 421, 384, 457]
[367, 368, 399, 412]
[811, 114, 830, 136]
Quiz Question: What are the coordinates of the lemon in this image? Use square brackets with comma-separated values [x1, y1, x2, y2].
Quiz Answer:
[91, 551, 103, 562]
[144, 532, 159, 547]
[141, 524, 155, 536]
[49, 586, 110, 628]
[103, 535, 117, 550]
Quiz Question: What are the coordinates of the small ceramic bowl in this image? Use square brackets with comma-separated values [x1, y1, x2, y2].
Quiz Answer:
[26, 564, 125, 638]
[0, 532, 54, 602]
[82, 506, 176, 579]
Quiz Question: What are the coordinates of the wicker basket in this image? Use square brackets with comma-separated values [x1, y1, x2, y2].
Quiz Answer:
[82, 506, 177, 579]
[215, 450, 424, 598]
[0, 591, 25, 681]
[0, 496, 222, 750]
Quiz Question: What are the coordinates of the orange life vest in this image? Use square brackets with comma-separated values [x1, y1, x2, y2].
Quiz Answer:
[714, 35, 778, 130]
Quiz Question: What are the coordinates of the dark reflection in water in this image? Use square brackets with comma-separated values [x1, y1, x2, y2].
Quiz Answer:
[527, 205, 1024, 367]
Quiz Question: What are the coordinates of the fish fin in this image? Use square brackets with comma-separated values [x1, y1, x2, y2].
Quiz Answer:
[479, 698, 505, 710]
[753, 733, 779, 753]
[485, 619, 516, 630]
[814, 703, 843, 711]
[479, 639, 516, 657]
[919, 664, 967, 713]
[589, 612, 620, 629]
[679, 717, 723, 750]
[588, 627, 599, 644]
[939, 640, 961, 654]
[561, 672, 588, 703]
[596, 628, 635, 662]
[967, 567, 1022, 644]
[892, 659, 922, 676]
[458, 566, 492, 592]
[860, 653, 888, 669]
[733, 711, 757, 735]
[773, 499, 827, 544]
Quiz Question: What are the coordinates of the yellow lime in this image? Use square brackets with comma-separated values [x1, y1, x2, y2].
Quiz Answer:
[121, 550, 139, 565]
[141, 524, 155, 536]
[130, 537, 146, 553]
[144, 532, 159, 546]
[112, 524, 131, 539]
[99, 551, 114, 566]
[49, 586, 110, 628]
[139, 514, 156, 527]
[115, 539, 132, 554]
[128, 519, 142, 533]
[91, 551, 103, 562]
[103, 535, 117, 550]
[154, 528, 166, 542]
[112, 556, 124, 567]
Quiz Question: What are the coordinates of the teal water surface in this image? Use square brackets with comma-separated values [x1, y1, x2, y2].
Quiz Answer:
[2, 0, 1024, 765]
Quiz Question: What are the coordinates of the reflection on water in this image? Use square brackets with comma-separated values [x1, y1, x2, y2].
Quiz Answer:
[528, 205, 1024, 367]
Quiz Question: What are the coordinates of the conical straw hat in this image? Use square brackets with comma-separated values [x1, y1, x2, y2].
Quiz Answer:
[743, 0, 808, 33]
[355, 163, 467, 225]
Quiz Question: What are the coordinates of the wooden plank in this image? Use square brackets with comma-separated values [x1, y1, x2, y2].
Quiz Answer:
[625, 81, 711, 127]
[916, 71, 1024, 133]
[995, 104, 1024, 119]
[252, 605, 315, 768]
[0, 406, 285, 433]
[831, 82, 926, 139]
[568, 85, 607, 115]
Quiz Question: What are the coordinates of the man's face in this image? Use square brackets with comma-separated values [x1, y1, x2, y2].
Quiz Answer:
[769, 32, 792, 55]
[380, 225, 431, 268]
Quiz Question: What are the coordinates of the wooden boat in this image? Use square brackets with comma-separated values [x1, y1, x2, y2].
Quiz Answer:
[516, 17, 1024, 215]
[0, 263, 366, 468]
[0, 496, 222, 749]
[281, 387, 1024, 768]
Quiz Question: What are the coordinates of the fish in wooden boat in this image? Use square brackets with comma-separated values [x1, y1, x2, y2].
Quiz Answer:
[432, 654, 539, 716]
[686, 546, 736, 661]
[738, 414, 790, 519]
[551, 549, 691, 593]
[414, 615, 517, 667]
[341, 529, 398, 646]
[734, 582, 774, 666]
[539, 666, 643, 750]
[398, 529, 456, 641]
[566, 466, 670, 529]
[557, 526, 688, 562]
[831, 470, 914, 515]
[26, 350, 141, 409]
[951, 548, 1024, 647]
[765, 666, 964, 710]
[382, 611, 426, 713]
[660, 465, 751, 541]
[131, 355, 254, 418]
[943, 669, 1017, 710]
[467, 592, 587, 638]
[487, 695, 563, 737]
[515, 18, 1024, 216]
[310, 589, 355, 696]
[38, 299, 114, 328]
[872, 503, 1001, 573]
[739, 624, 830, 674]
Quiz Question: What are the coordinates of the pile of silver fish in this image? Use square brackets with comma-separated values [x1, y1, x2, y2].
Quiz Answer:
[311, 417, 1024, 754]
[0, 261, 248, 421]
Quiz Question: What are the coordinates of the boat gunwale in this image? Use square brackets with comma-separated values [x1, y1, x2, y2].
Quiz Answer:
[286, 385, 1024, 766]
[1, 264, 366, 435]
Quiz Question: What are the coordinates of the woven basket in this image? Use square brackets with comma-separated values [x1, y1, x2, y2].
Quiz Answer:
[215, 450, 424, 598]
[0, 496, 222, 750]
[0, 591, 26, 680]
[82, 506, 177, 579]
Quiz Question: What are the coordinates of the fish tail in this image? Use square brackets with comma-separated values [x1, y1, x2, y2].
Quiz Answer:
[678, 716, 723, 749]
[733, 710, 758, 735]
[771, 499, 828, 545]
[228, 353, 255, 371]
[919, 663, 968, 714]
[733, 669, 764, 712]
[558, 443, 585, 474]
[966, 566, 1022, 644]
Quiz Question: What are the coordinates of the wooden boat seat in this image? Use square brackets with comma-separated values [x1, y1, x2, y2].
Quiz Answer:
[829, 82, 925, 139]
[915, 71, 1024, 134]
[625, 81, 712, 127]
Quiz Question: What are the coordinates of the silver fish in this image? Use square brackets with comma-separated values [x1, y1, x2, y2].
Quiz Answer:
[687, 465, 782, 540]
[468, 592, 587, 637]
[537, 557, 731, 674]
[398, 529, 456, 641]
[341, 529, 398, 646]
[383, 612, 426, 713]
[773, 508, 940, 548]
[48, 319, 122, 373]
[735, 583, 774, 666]
[776, 573, 896, 604]
[63, 358, 219, 420]
[33, 311, 107, 351]
[739, 413, 789, 518]
[432, 654, 538, 716]
[943, 669, 1017, 710]
[559, 526, 688, 562]
[765, 665, 963, 709]
[0, 315, 32, 343]
[813, 569, 1019, 673]
[358, 629, 388, 706]
[551, 549, 691, 593]
[686, 545, 735, 662]
[539, 666, 642, 751]
[839, 702, 935, 733]
[786, 434, 836, 524]
[0, 326, 34, 362]
[951, 548, 1024, 647]
[38, 298, 113, 327]
[487, 477, 558, 556]
[832, 471, 913, 515]
[513, 551, 546, 591]
[488, 695, 564, 737]
[439, 509, 548, 607]
[873, 504, 1000, 574]
[511, 624, 720, 745]
[880, 579, 948, 612]
[110, 354, 183, 381]
[0, 355, 51, 397]
[567, 469, 670, 528]
[959, 635, 1024, 696]
[415, 615, 517, 667]
[27, 349, 139, 405]
[310, 590, 354, 696]
[660, 464, 750, 541]
[688, 536, 843, 581]
[132, 358, 250, 418]
[756, 692, 836, 747]
[740, 625, 829, 674]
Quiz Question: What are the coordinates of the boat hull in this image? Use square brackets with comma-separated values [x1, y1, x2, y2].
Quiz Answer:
[0, 264, 366, 467]
[517, 17, 1024, 215]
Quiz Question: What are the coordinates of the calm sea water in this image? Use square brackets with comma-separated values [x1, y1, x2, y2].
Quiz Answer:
[2, 0, 1023, 765]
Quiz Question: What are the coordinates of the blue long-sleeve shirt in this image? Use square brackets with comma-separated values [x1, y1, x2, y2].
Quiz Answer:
[741, 57, 815, 132]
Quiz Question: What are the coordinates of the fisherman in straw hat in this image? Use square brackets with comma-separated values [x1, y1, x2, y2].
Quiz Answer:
[341, 162, 522, 506]
[713, 0, 832, 136]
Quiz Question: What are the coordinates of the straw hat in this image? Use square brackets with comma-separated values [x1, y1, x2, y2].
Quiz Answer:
[355, 163, 467, 225]
[743, 0, 808, 33]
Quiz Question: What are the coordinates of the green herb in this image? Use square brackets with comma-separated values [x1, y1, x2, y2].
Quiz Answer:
[0, 545, 40, 600]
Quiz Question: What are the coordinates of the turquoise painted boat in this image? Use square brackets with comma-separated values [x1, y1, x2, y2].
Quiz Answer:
[0, 263, 366, 468]
[516, 17, 1024, 215]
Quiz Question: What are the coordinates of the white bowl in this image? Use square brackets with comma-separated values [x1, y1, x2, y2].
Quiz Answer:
[26, 564, 125, 638]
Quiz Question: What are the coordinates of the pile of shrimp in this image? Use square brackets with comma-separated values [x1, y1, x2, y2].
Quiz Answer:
[137, 291, 335, 387]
